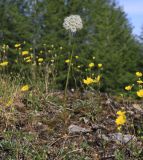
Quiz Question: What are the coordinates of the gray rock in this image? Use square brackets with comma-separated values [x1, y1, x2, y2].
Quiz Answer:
[108, 133, 136, 143]
[68, 124, 91, 134]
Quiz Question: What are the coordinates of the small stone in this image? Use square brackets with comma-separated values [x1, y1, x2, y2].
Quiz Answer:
[68, 124, 91, 134]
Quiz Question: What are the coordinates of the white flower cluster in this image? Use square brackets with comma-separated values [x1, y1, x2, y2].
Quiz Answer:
[63, 15, 83, 33]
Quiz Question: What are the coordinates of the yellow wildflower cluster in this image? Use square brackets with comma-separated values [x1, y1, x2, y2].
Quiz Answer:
[115, 110, 126, 130]
[125, 71, 143, 98]
[83, 75, 101, 85]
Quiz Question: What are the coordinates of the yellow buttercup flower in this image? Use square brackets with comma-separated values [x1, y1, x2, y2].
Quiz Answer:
[38, 58, 44, 63]
[98, 63, 102, 68]
[0, 61, 8, 67]
[136, 72, 142, 77]
[115, 110, 126, 126]
[21, 85, 29, 92]
[22, 51, 29, 56]
[26, 59, 31, 63]
[83, 77, 95, 85]
[88, 63, 94, 68]
[24, 56, 31, 60]
[15, 44, 21, 48]
[117, 111, 126, 116]
[137, 80, 143, 84]
[137, 89, 143, 98]
[75, 56, 79, 59]
[115, 115, 126, 126]
[65, 59, 70, 63]
[125, 85, 132, 91]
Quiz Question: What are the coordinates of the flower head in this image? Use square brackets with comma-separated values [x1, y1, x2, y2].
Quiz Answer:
[94, 75, 101, 83]
[0, 61, 8, 67]
[26, 59, 31, 63]
[98, 63, 102, 68]
[137, 89, 143, 97]
[125, 85, 132, 91]
[22, 51, 29, 56]
[115, 110, 126, 128]
[15, 44, 21, 48]
[88, 63, 94, 68]
[75, 56, 79, 59]
[83, 77, 95, 85]
[63, 15, 83, 33]
[21, 85, 29, 92]
[136, 72, 142, 77]
[65, 59, 70, 63]
[38, 58, 44, 63]
[137, 80, 143, 84]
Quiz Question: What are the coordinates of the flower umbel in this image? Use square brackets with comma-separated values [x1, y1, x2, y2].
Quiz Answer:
[63, 15, 83, 33]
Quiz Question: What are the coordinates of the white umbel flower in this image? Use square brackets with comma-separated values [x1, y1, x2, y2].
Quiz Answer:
[63, 15, 83, 33]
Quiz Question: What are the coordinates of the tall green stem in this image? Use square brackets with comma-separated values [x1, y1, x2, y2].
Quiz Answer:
[64, 32, 74, 108]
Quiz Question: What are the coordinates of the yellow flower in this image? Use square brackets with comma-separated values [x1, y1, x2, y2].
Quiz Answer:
[88, 63, 94, 68]
[6, 99, 13, 107]
[117, 126, 122, 131]
[115, 110, 126, 128]
[75, 56, 79, 59]
[136, 72, 142, 77]
[21, 85, 29, 92]
[125, 85, 132, 91]
[22, 51, 29, 56]
[94, 75, 101, 83]
[115, 115, 126, 126]
[83, 77, 95, 85]
[0, 61, 8, 67]
[38, 58, 44, 63]
[15, 60, 18, 63]
[65, 59, 70, 63]
[26, 59, 31, 63]
[137, 89, 143, 97]
[117, 111, 126, 116]
[24, 56, 31, 60]
[98, 63, 102, 68]
[40, 50, 43, 54]
[137, 80, 143, 84]
[15, 44, 21, 48]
